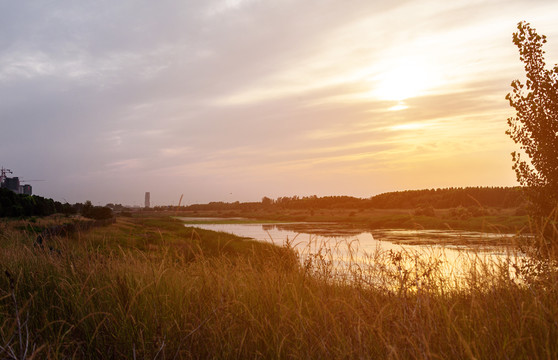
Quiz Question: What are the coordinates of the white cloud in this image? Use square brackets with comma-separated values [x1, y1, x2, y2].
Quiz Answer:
[205, 0, 257, 16]
[2, 0, 558, 204]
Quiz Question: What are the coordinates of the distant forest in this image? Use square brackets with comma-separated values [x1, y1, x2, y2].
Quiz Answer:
[0, 188, 112, 219]
[0, 188, 75, 217]
[0, 186, 527, 218]
[366, 187, 524, 209]
[167, 187, 526, 211]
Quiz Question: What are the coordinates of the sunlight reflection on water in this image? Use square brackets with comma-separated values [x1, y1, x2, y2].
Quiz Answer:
[179, 217, 524, 284]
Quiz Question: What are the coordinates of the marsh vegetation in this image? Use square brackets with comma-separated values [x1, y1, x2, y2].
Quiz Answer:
[1, 213, 556, 359]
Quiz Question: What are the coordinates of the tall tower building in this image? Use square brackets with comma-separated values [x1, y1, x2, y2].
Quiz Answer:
[145, 192, 150, 208]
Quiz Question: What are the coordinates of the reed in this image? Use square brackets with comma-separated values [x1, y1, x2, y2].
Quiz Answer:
[0, 215, 556, 359]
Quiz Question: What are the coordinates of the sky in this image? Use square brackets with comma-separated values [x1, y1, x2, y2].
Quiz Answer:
[1, 0, 558, 206]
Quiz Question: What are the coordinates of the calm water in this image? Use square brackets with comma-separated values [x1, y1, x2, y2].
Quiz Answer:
[178, 217, 522, 268]
[178, 217, 529, 287]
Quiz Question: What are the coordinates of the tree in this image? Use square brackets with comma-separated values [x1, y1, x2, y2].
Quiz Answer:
[81, 200, 113, 220]
[506, 22, 558, 217]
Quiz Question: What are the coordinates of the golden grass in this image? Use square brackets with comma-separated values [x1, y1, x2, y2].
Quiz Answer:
[0, 215, 556, 359]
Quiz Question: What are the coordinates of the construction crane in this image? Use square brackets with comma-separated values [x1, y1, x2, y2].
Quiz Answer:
[1, 167, 44, 195]
[0, 167, 13, 184]
[175, 194, 184, 216]
[20, 179, 46, 183]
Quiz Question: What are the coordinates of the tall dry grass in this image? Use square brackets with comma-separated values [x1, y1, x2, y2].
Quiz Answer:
[0, 216, 557, 359]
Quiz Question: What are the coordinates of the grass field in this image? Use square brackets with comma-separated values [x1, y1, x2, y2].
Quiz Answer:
[0, 214, 556, 359]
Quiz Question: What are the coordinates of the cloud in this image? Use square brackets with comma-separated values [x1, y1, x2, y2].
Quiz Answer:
[1, 0, 557, 204]
[206, 0, 256, 16]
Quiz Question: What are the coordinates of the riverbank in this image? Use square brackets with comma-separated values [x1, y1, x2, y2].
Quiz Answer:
[0, 213, 556, 359]
[163, 207, 530, 234]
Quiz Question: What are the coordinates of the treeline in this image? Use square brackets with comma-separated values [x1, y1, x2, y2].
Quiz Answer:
[368, 187, 525, 209]
[178, 201, 262, 212]
[0, 188, 75, 217]
[154, 187, 526, 212]
[0, 188, 114, 220]
[262, 195, 370, 210]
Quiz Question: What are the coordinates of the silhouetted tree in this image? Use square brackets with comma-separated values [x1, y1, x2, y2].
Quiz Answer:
[81, 200, 113, 220]
[261, 197, 273, 206]
[506, 22, 558, 217]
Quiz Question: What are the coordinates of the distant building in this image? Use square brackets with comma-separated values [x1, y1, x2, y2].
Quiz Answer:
[1, 178, 32, 195]
[0, 167, 33, 195]
[145, 192, 150, 208]
[21, 184, 32, 195]
[3, 177, 20, 193]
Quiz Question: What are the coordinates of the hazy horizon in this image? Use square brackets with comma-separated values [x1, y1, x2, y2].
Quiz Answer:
[2, 1, 558, 206]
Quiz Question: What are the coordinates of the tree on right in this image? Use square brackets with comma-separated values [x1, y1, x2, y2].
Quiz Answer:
[506, 22, 558, 219]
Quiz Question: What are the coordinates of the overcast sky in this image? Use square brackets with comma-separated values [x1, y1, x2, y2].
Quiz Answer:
[1, 0, 558, 206]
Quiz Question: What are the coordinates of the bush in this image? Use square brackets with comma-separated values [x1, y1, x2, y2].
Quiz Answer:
[467, 206, 488, 217]
[81, 200, 113, 220]
[414, 206, 435, 217]
[449, 206, 471, 220]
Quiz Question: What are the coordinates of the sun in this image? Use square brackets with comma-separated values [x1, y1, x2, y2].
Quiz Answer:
[372, 56, 439, 102]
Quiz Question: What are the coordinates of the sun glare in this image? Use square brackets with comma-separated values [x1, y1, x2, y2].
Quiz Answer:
[388, 101, 408, 111]
[372, 57, 440, 102]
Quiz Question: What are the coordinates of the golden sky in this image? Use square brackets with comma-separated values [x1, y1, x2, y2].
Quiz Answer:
[1, 0, 558, 205]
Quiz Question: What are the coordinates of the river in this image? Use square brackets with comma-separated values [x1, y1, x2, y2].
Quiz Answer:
[178, 217, 525, 283]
